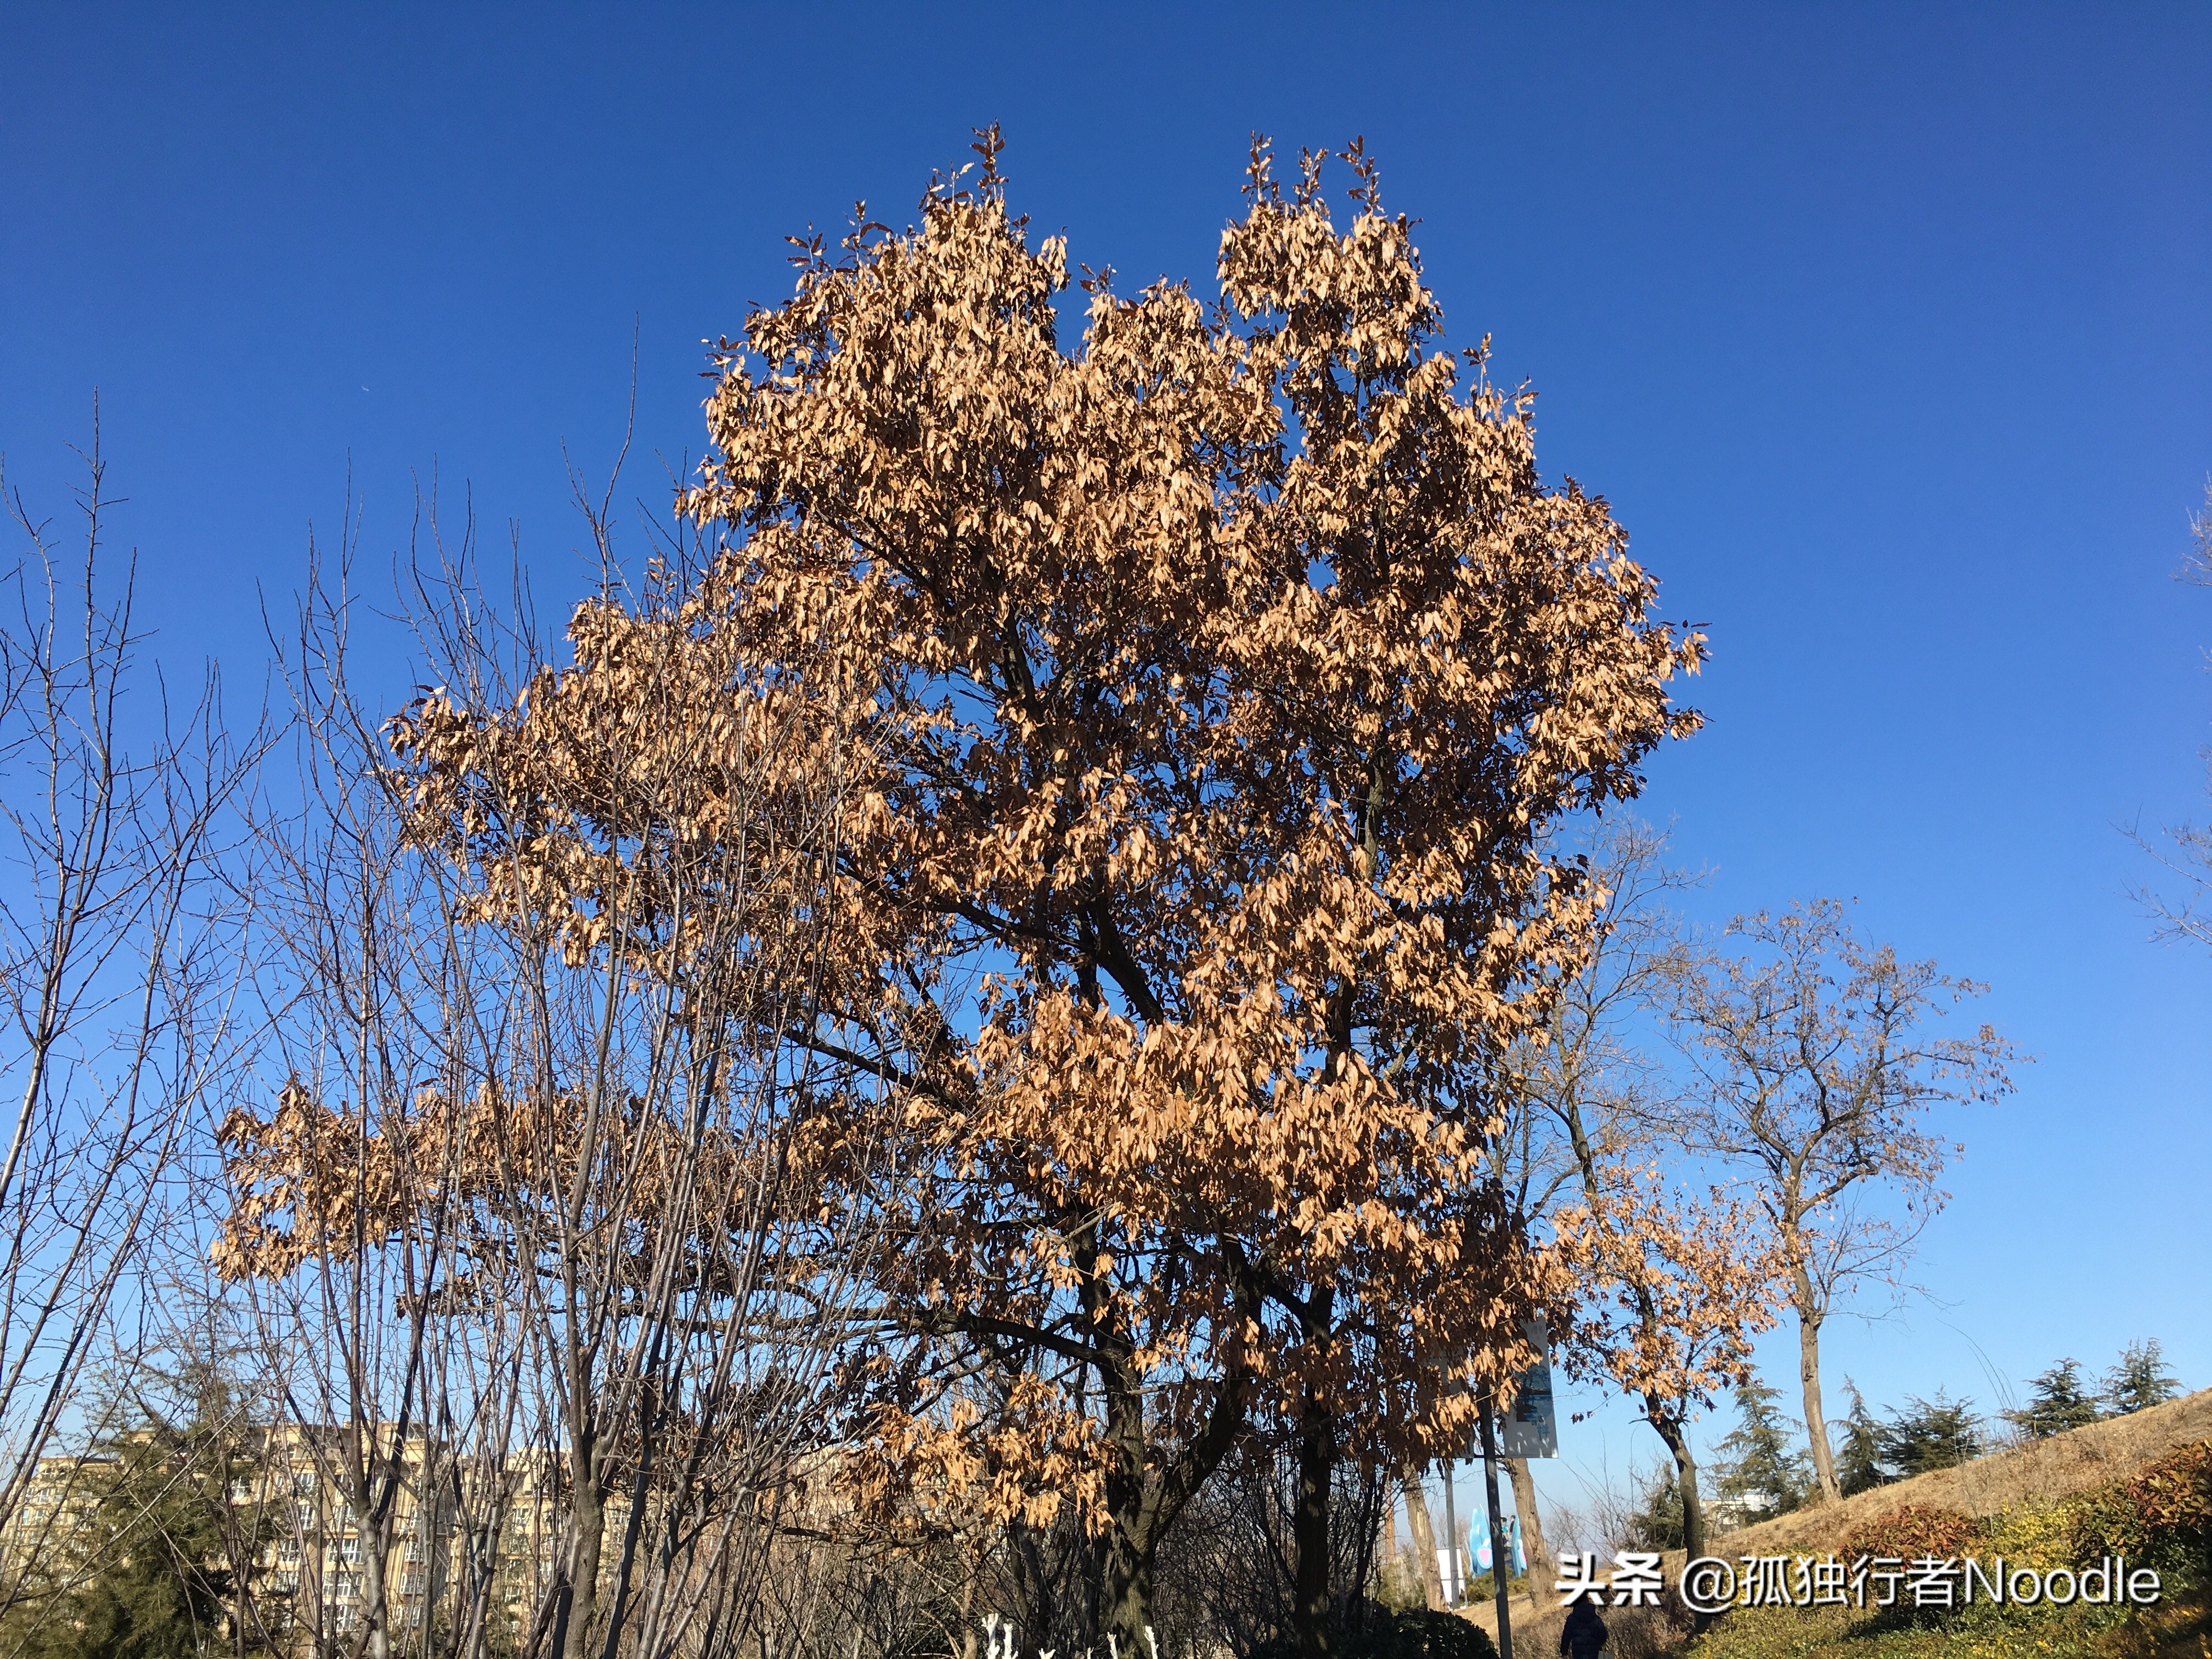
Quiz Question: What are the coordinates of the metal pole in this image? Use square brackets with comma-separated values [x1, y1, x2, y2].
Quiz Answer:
[1479, 1403, 1515, 1659]
[1439, 1460, 1460, 1606]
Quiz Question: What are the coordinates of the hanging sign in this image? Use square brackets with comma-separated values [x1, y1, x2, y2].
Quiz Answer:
[1500, 1315, 1558, 1459]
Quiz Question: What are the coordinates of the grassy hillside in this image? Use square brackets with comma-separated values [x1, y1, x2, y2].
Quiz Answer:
[1701, 1387, 2212, 1559]
[1463, 1389, 2212, 1659]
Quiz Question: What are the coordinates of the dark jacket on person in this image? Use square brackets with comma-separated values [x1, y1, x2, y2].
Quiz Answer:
[1559, 1600, 1609, 1657]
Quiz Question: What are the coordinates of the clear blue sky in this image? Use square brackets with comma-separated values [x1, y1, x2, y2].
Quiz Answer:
[5, 3, 2208, 1520]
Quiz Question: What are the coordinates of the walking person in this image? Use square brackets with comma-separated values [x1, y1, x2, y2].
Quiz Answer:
[1559, 1599, 1608, 1657]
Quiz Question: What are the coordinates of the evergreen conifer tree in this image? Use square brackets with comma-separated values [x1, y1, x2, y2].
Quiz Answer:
[1875, 1392, 1980, 1476]
[1712, 1378, 1809, 1521]
[2005, 1359, 2102, 1441]
[2103, 1340, 2180, 1417]
[0, 1370, 265, 1659]
[1622, 1465, 1684, 1553]
[1834, 1380, 1888, 1496]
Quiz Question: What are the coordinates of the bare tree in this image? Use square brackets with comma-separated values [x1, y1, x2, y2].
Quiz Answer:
[1664, 901, 2014, 1503]
[0, 426, 256, 1605]
[210, 496, 518, 1659]
[1485, 821, 1778, 1564]
[210, 472, 903, 1659]
[2129, 478, 2212, 947]
[1148, 1437, 1395, 1659]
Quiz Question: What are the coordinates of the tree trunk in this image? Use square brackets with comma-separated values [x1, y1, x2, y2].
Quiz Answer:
[1503, 1458, 1553, 1600]
[1097, 1339, 1152, 1657]
[1792, 1262, 1842, 1504]
[1007, 1518, 1049, 1647]
[1647, 1407, 1708, 1562]
[361, 1534, 392, 1659]
[1294, 1389, 1335, 1659]
[1099, 1532, 1154, 1659]
[1400, 1466, 1446, 1612]
[553, 1460, 606, 1659]
[1085, 1233, 1255, 1656]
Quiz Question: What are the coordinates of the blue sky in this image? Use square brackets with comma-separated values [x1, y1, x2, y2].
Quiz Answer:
[5, 3, 2209, 1525]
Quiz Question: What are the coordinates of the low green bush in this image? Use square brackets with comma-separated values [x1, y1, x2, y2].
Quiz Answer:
[2063, 1437, 2212, 1588]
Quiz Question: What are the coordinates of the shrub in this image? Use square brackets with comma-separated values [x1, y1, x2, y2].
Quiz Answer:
[1841, 1502, 1984, 1564]
[2064, 1438, 2212, 1586]
[1979, 1494, 2075, 1569]
[2126, 1440, 2212, 1543]
[1361, 1610, 1498, 1659]
[1252, 1608, 1496, 1659]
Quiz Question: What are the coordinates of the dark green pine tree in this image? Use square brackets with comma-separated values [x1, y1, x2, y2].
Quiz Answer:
[1875, 1392, 1982, 1477]
[1833, 1379, 1889, 1497]
[1623, 1464, 1684, 1553]
[0, 1372, 267, 1659]
[1712, 1377, 1810, 1521]
[2103, 1340, 2181, 1417]
[2005, 1359, 2102, 1441]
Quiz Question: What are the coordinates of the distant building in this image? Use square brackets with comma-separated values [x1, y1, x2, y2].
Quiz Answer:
[1705, 1491, 1782, 1534]
[0, 1424, 633, 1658]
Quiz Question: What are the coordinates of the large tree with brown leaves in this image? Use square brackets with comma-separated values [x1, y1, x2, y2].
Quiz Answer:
[671, 132, 1703, 1655]
[215, 130, 1702, 1659]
